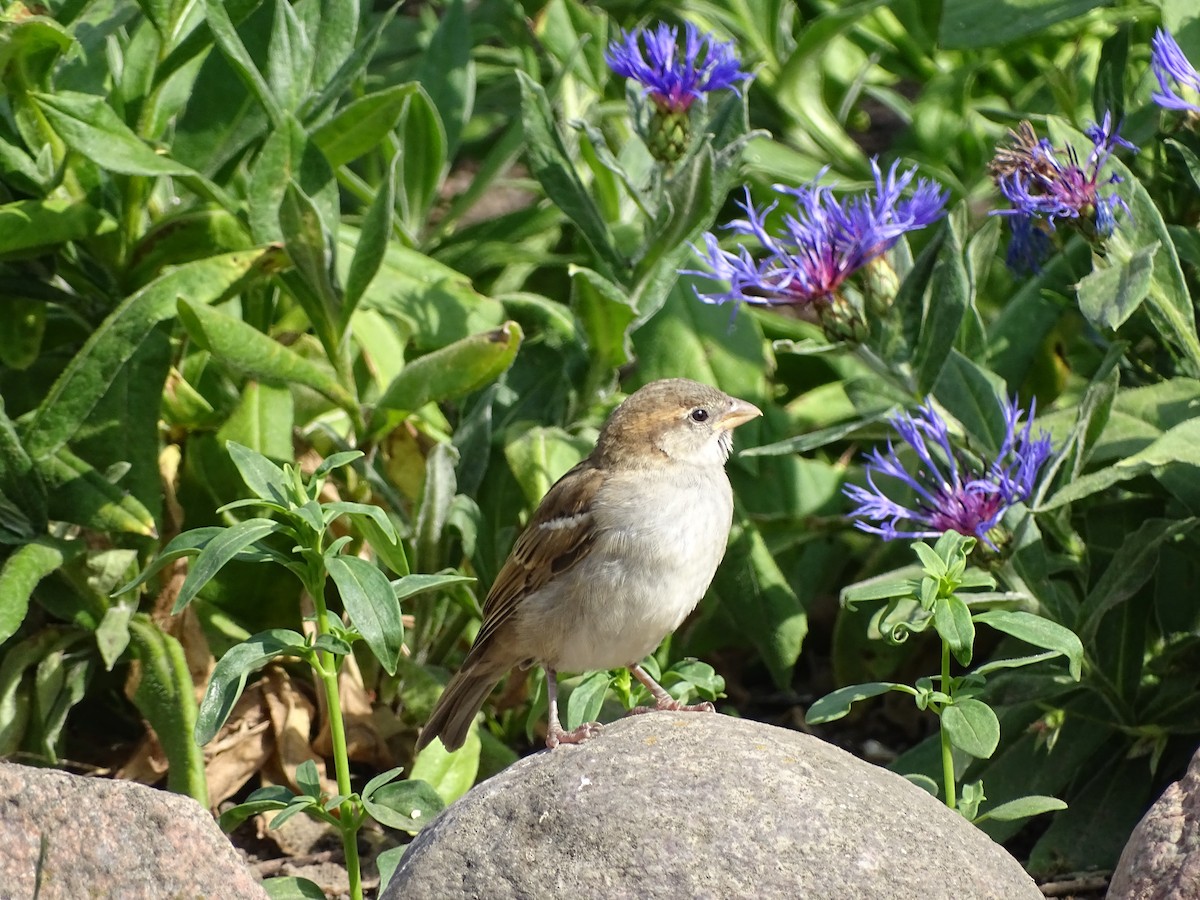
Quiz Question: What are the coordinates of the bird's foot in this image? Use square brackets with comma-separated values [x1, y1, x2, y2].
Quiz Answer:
[627, 699, 716, 716]
[546, 720, 603, 749]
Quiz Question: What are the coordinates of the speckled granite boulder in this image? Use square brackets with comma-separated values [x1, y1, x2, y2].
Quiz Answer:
[0, 761, 266, 899]
[384, 712, 1041, 900]
[1109, 744, 1200, 900]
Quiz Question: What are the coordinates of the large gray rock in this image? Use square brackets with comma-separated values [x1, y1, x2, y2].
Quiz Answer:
[385, 712, 1040, 900]
[1109, 744, 1200, 899]
[0, 761, 267, 899]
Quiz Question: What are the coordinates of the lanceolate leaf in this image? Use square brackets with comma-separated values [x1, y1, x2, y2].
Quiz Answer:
[368, 322, 523, 436]
[326, 555, 403, 675]
[195, 629, 308, 744]
[22, 248, 283, 461]
[173, 518, 284, 613]
[177, 300, 355, 409]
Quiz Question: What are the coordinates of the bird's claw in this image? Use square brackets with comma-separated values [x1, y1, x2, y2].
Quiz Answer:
[546, 720, 603, 749]
[627, 699, 716, 716]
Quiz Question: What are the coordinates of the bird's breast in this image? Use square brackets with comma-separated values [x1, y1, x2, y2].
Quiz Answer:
[516, 463, 734, 672]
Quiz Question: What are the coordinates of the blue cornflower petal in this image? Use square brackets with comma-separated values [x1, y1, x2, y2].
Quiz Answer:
[843, 398, 1056, 550]
[606, 22, 748, 112]
[686, 159, 948, 309]
[990, 115, 1135, 274]
[1151, 28, 1200, 115]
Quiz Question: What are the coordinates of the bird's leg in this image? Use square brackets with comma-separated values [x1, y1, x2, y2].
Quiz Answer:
[627, 663, 716, 715]
[544, 667, 603, 749]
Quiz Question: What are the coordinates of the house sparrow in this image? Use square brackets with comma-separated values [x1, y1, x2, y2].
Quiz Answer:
[417, 378, 761, 752]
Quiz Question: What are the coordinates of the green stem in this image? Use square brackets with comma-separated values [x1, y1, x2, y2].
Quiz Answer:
[939, 640, 957, 811]
[310, 578, 363, 900]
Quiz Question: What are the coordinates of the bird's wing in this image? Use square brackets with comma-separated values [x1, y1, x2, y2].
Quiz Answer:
[466, 459, 607, 662]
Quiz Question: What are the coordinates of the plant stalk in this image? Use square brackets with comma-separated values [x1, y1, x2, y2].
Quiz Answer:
[940, 640, 957, 811]
[311, 580, 363, 900]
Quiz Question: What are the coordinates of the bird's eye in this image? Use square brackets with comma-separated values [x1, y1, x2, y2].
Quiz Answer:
[690, 408, 709, 423]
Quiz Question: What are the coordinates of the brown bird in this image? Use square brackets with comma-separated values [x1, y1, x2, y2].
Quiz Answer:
[417, 378, 761, 751]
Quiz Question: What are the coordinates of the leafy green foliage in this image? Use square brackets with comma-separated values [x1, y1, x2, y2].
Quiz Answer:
[3, 0, 1200, 887]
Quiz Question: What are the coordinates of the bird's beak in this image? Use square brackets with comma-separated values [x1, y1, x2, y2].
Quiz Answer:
[717, 398, 763, 430]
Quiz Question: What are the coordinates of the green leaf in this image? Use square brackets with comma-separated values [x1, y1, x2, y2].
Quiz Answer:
[414, 0, 473, 157]
[708, 515, 807, 689]
[174, 518, 283, 614]
[942, 698, 1000, 758]
[410, 727, 481, 804]
[362, 765, 406, 801]
[31, 91, 192, 176]
[95, 602, 134, 671]
[262, 877, 327, 900]
[503, 426, 591, 507]
[566, 671, 611, 730]
[914, 211, 969, 393]
[629, 145, 718, 323]
[840, 570, 921, 607]
[932, 351, 1008, 454]
[516, 71, 622, 275]
[396, 87, 448, 234]
[359, 514, 410, 577]
[217, 382, 296, 462]
[0, 540, 67, 644]
[939, 0, 1102, 49]
[196, 629, 308, 744]
[280, 179, 340, 319]
[225, 441, 291, 506]
[265, 0, 311, 113]
[128, 615, 207, 803]
[362, 779, 446, 833]
[322, 501, 397, 544]
[0, 399, 49, 538]
[392, 573, 475, 604]
[1077, 243, 1157, 330]
[219, 788, 293, 831]
[973, 610, 1083, 680]
[203, 0, 283, 128]
[975, 795, 1067, 823]
[343, 151, 397, 319]
[1103, 149, 1200, 373]
[1075, 517, 1199, 644]
[177, 300, 355, 410]
[326, 555, 404, 676]
[376, 846, 407, 895]
[22, 248, 281, 461]
[37, 447, 158, 537]
[295, 758, 321, 800]
[368, 321, 523, 436]
[805, 682, 909, 724]
[1041, 418, 1200, 510]
[631, 278, 767, 403]
[934, 593, 975, 666]
[0, 198, 104, 260]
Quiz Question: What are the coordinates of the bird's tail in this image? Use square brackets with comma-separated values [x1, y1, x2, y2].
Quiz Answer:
[416, 664, 506, 752]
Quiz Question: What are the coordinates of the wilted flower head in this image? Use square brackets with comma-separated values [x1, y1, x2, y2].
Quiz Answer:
[606, 22, 748, 113]
[1151, 28, 1200, 115]
[990, 115, 1136, 273]
[843, 398, 1055, 550]
[687, 160, 948, 313]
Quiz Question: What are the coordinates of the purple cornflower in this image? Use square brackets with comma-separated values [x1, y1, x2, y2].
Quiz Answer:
[606, 22, 748, 113]
[844, 398, 1055, 550]
[687, 160, 948, 311]
[990, 115, 1136, 273]
[1151, 28, 1200, 115]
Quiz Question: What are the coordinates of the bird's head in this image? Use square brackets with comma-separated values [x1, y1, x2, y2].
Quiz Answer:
[596, 378, 762, 468]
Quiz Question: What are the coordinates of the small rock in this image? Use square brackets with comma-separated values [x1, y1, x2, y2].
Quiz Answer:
[384, 712, 1040, 900]
[0, 761, 267, 899]
[1108, 744, 1200, 899]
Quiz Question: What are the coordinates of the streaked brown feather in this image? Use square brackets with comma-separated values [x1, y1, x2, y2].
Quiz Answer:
[464, 459, 607, 663]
